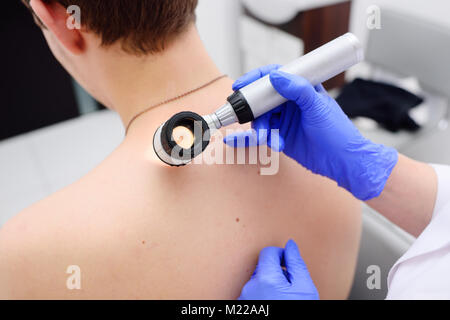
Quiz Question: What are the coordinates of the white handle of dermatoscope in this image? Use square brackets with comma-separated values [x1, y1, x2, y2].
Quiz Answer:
[239, 33, 364, 119]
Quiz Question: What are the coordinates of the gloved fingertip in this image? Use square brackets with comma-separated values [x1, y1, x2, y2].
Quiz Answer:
[269, 70, 290, 85]
[269, 71, 300, 100]
[225, 130, 264, 148]
[268, 133, 285, 152]
[253, 115, 270, 131]
[284, 239, 305, 271]
[275, 71, 312, 89]
[258, 246, 284, 265]
[257, 133, 268, 146]
[272, 69, 302, 80]
[232, 81, 244, 91]
[314, 84, 326, 93]
[223, 135, 239, 147]
[279, 136, 285, 152]
[285, 239, 300, 253]
[272, 71, 318, 109]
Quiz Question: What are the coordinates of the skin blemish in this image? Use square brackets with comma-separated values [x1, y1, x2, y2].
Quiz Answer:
[236, 218, 240, 223]
[142, 240, 146, 245]
[172, 126, 195, 149]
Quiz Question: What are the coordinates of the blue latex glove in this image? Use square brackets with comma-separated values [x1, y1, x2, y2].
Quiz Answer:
[239, 240, 319, 300]
[225, 65, 399, 201]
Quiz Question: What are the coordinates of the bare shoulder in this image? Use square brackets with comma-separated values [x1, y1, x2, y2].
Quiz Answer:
[0, 155, 168, 299]
[0, 188, 81, 298]
[0, 177, 131, 299]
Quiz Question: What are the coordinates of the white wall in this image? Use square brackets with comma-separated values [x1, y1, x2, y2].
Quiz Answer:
[196, 0, 450, 80]
[351, 0, 450, 46]
[196, 0, 242, 78]
[348, 0, 450, 81]
[243, 0, 348, 24]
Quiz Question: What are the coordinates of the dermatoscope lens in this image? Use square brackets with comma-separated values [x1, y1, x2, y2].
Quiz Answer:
[172, 126, 196, 149]
[153, 111, 210, 166]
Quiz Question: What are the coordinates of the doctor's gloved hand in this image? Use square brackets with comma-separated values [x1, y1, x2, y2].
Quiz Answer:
[239, 240, 319, 300]
[224, 65, 399, 201]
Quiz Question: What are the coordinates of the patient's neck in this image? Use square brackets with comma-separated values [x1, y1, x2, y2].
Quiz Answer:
[103, 25, 228, 138]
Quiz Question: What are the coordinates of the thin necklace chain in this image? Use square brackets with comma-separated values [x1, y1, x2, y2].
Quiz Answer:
[125, 75, 228, 135]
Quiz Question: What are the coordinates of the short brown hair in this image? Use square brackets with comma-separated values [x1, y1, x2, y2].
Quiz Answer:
[22, 0, 198, 54]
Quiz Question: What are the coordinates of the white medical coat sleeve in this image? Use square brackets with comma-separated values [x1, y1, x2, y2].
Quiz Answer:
[386, 164, 450, 299]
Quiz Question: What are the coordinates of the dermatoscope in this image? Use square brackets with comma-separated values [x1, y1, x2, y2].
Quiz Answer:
[153, 33, 364, 166]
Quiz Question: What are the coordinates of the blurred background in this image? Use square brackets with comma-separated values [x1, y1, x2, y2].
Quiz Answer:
[1, 0, 450, 299]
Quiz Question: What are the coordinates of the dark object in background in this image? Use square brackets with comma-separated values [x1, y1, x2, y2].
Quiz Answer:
[337, 78, 424, 132]
[0, 1, 79, 141]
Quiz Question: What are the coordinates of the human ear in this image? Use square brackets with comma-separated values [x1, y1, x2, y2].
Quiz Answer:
[29, 0, 85, 55]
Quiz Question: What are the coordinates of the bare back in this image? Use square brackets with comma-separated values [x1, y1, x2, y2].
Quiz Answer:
[0, 80, 361, 299]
